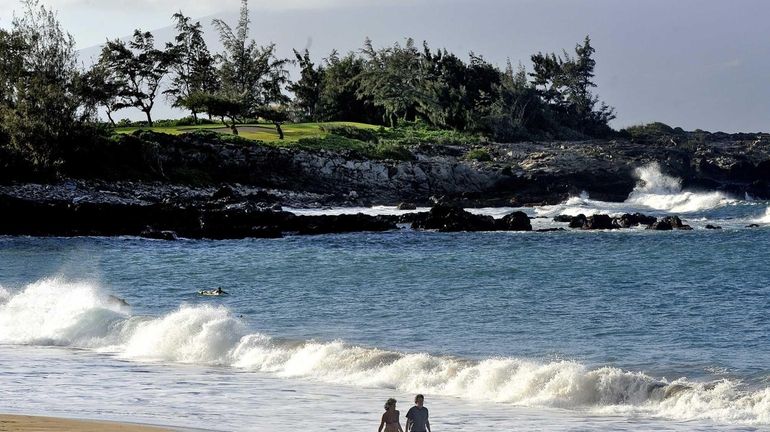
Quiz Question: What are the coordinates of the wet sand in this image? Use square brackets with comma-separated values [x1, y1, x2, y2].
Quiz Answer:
[0, 414, 174, 432]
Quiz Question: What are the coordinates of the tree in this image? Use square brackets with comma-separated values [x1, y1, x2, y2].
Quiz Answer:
[77, 61, 124, 126]
[211, 0, 290, 135]
[100, 30, 175, 126]
[528, 36, 615, 137]
[561, 36, 615, 134]
[184, 92, 244, 134]
[0, 0, 80, 168]
[317, 50, 382, 124]
[464, 53, 501, 131]
[483, 60, 544, 141]
[288, 48, 322, 121]
[165, 12, 218, 123]
[415, 45, 469, 130]
[357, 38, 423, 127]
[529, 51, 563, 105]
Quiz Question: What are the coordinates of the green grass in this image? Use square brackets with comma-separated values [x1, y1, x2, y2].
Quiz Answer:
[116, 120, 485, 161]
[115, 121, 379, 143]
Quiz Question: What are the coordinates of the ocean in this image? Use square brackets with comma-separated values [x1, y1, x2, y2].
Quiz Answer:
[1, 164, 769, 431]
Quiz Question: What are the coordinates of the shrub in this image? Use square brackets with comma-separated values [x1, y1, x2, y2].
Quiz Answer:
[465, 148, 492, 162]
[291, 134, 413, 160]
[320, 125, 379, 143]
[621, 122, 684, 141]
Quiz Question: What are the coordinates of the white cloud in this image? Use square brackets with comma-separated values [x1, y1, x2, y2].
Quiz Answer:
[1, 0, 403, 19]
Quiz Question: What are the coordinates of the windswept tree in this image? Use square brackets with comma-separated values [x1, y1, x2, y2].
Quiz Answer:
[357, 38, 423, 127]
[77, 61, 124, 126]
[288, 48, 322, 121]
[0, 0, 80, 168]
[561, 36, 615, 134]
[483, 60, 544, 141]
[165, 12, 218, 123]
[529, 51, 562, 106]
[415, 45, 469, 130]
[99, 30, 175, 126]
[463, 53, 501, 130]
[528, 35, 614, 137]
[316, 50, 382, 124]
[184, 91, 244, 134]
[210, 0, 289, 135]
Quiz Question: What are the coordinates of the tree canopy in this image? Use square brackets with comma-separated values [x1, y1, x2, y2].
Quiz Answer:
[0, 0, 621, 173]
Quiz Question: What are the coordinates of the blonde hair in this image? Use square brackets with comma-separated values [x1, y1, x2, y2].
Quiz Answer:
[384, 398, 397, 410]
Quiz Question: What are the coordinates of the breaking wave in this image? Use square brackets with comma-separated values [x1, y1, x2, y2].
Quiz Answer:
[1, 277, 768, 426]
[538, 163, 736, 217]
[625, 163, 735, 213]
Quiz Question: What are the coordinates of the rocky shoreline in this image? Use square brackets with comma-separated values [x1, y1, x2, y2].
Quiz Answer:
[1, 131, 769, 238]
[0, 184, 740, 239]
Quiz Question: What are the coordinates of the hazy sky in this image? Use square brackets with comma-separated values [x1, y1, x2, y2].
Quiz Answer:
[2, 0, 768, 132]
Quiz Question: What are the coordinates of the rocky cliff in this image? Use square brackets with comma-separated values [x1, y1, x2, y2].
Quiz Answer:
[2, 131, 769, 209]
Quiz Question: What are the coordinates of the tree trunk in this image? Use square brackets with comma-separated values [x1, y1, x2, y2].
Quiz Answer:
[106, 110, 116, 127]
[275, 122, 284, 140]
[145, 110, 153, 127]
[192, 111, 199, 124]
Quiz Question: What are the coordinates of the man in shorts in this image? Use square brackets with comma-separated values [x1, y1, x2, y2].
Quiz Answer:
[405, 394, 430, 432]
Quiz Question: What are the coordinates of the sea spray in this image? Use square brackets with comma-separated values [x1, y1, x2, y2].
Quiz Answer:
[0, 285, 9, 303]
[539, 163, 736, 217]
[756, 207, 770, 223]
[625, 163, 735, 213]
[0, 277, 127, 345]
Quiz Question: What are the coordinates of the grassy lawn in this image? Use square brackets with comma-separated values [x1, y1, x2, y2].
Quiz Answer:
[115, 121, 380, 143]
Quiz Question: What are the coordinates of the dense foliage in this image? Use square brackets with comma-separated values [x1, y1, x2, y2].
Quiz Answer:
[0, 0, 620, 177]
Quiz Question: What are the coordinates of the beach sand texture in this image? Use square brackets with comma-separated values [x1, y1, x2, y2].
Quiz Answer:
[0, 415, 173, 432]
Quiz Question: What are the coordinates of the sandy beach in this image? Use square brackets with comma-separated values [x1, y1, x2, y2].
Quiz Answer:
[0, 415, 174, 432]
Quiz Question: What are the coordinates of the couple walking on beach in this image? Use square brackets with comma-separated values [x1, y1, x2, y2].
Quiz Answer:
[378, 394, 430, 432]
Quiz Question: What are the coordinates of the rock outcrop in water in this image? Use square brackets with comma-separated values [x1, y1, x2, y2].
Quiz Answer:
[0, 192, 397, 239]
[648, 215, 693, 231]
[1, 130, 769, 237]
[410, 204, 532, 232]
[550, 212, 694, 231]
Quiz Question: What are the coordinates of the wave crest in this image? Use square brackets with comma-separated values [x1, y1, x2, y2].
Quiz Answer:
[1, 278, 768, 425]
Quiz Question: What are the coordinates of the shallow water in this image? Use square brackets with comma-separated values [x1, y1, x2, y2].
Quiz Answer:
[1, 164, 770, 431]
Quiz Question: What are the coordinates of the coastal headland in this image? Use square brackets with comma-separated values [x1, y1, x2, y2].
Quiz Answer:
[2, 129, 768, 238]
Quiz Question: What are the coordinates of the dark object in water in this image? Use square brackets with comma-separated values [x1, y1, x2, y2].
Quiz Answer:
[107, 294, 130, 306]
[199, 287, 228, 296]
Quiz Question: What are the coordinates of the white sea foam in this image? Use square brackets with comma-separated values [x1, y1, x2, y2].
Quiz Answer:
[1, 278, 768, 426]
[755, 207, 770, 224]
[538, 163, 736, 218]
[625, 163, 735, 213]
[0, 277, 128, 346]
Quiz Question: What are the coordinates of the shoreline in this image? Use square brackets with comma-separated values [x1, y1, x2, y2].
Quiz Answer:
[0, 414, 180, 432]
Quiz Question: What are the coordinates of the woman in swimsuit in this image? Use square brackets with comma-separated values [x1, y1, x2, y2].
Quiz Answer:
[378, 398, 403, 432]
